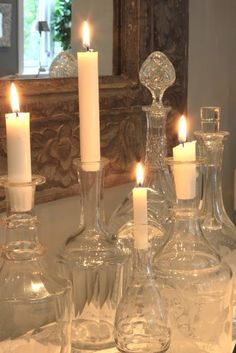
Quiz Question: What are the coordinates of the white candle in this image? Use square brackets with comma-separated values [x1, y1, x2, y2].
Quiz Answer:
[133, 163, 148, 249]
[5, 83, 32, 211]
[77, 21, 100, 170]
[173, 115, 196, 199]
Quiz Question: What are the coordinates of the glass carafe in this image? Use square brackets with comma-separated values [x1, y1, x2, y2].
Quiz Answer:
[60, 160, 129, 351]
[114, 223, 170, 353]
[153, 158, 233, 353]
[108, 51, 175, 249]
[0, 176, 72, 353]
[195, 106, 236, 338]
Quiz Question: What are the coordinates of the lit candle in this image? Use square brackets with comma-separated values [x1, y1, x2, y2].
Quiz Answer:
[6, 83, 32, 183]
[77, 21, 100, 169]
[133, 163, 148, 249]
[5, 83, 32, 211]
[173, 115, 196, 199]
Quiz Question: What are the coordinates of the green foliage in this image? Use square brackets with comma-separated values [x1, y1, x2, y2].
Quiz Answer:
[53, 0, 72, 51]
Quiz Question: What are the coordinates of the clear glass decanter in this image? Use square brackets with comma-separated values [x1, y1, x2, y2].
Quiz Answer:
[0, 176, 72, 353]
[153, 158, 233, 353]
[108, 51, 176, 248]
[114, 221, 171, 353]
[195, 106, 236, 338]
[60, 160, 129, 351]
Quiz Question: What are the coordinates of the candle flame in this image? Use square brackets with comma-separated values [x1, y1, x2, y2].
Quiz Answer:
[136, 163, 144, 186]
[10, 83, 20, 113]
[82, 21, 90, 50]
[178, 115, 187, 144]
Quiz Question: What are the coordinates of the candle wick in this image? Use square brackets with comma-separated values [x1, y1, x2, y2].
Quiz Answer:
[15, 111, 19, 117]
[181, 142, 185, 148]
[86, 46, 90, 52]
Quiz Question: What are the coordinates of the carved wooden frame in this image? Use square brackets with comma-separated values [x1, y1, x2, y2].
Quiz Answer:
[0, 0, 189, 207]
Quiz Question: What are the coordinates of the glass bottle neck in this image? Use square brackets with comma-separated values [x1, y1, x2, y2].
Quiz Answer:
[0, 176, 45, 260]
[171, 210, 202, 232]
[80, 166, 104, 231]
[203, 160, 225, 223]
[201, 137, 229, 225]
[133, 247, 152, 276]
[3, 214, 43, 260]
[145, 111, 166, 168]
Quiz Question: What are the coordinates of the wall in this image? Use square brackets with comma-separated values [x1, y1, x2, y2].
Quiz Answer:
[0, 0, 18, 77]
[188, 0, 236, 218]
[71, 0, 113, 76]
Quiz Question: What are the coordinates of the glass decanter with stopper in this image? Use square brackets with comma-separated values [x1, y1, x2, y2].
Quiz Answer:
[195, 106, 236, 338]
[0, 176, 72, 353]
[153, 155, 233, 353]
[108, 51, 176, 249]
[114, 165, 171, 353]
[60, 160, 129, 351]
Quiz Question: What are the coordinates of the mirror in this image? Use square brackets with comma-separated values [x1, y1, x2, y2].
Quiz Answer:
[72, 0, 113, 76]
[0, 0, 188, 208]
[0, 0, 114, 79]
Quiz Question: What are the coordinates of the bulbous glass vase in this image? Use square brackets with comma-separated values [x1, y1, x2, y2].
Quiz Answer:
[195, 106, 236, 338]
[153, 158, 233, 353]
[60, 160, 129, 351]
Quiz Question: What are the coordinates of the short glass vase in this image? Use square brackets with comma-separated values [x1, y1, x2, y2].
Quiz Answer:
[0, 175, 72, 353]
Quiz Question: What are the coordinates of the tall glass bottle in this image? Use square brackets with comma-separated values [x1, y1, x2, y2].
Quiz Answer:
[108, 51, 176, 248]
[0, 176, 72, 353]
[195, 106, 236, 338]
[153, 158, 233, 353]
[60, 160, 129, 351]
[114, 198, 170, 353]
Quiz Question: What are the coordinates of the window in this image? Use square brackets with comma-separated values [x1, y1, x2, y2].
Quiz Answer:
[0, 12, 3, 39]
[18, 0, 61, 75]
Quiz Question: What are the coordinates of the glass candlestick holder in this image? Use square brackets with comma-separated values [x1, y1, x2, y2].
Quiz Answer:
[195, 106, 236, 338]
[108, 51, 176, 251]
[60, 160, 129, 352]
[0, 175, 72, 353]
[153, 158, 233, 353]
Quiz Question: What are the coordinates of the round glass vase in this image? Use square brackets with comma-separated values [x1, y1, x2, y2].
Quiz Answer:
[60, 160, 129, 351]
[153, 158, 233, 353]
[108, 106, 170, 253]
[195, 106, 236, 338]
[0, 176, 72, 353]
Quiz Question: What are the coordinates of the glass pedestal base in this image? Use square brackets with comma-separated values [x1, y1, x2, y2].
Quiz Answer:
[72, 319, 114, 351]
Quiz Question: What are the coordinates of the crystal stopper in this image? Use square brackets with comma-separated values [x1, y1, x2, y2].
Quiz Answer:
[200, 106, 220, 133]
[139, 51, 176, 116]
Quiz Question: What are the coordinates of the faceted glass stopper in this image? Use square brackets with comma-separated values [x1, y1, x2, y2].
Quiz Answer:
[139, 51, 176, 114]
[200, 106, 220, 132]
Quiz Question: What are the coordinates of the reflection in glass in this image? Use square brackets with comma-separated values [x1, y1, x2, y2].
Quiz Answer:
[0, 12, 3, 39]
